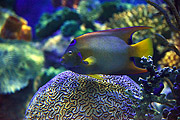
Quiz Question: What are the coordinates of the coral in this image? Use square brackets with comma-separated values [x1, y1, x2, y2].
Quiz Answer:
[39, 67, 66, 86]
[0, 7, 15, 30]
[74, 28, 93, 37]
[0, 15, 32, 41]
[60, 20, 80, 37]
[35, 7, 81, 38]
[25, 71, 141, 119]
[105, 4, 171, 42]
[146, 0, 180, 32]
[158, 51, 180, 68]
[0, 80, 36, 120]
[158, 33, 180, 69]
[77, 0, 102, 22]
[97, 2, 120, 23]
[0, 40, 44, 94]
[126, 56, 180, 119]
[97, 2, 133, 23]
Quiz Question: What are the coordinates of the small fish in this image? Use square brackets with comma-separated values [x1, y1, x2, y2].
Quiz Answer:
[60, 26, 153, 75]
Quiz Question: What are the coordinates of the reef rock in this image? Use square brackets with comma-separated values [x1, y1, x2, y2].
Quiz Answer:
[25, 71, 141, 119]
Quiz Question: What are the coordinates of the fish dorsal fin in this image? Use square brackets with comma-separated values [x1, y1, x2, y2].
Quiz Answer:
[76, 26, 151, 45]
[109, 26, 152, 44]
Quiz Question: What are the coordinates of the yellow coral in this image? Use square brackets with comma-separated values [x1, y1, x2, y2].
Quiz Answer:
[158, 32, 180, 68]
[105, 4, 170, 42]
[158, 50, 180, 68]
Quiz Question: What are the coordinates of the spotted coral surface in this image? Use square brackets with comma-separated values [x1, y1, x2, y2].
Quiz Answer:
[0, 40, 44, 94]
[158, 33, 180, 69]
[105, 4, 171, 42]
[25, 71, 141, 119]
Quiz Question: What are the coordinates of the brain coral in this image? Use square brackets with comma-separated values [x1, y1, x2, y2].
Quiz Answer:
[105, 4, 171, 42]
[25, 71, 141, 119]
[0, 40, 44, 94]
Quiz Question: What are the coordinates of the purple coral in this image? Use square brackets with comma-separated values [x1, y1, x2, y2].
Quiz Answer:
[25, 71, 141, 119]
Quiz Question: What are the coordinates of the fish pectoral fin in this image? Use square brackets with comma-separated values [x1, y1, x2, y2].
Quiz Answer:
[82, 56, 96, 66]
[88, 74, 104, 80]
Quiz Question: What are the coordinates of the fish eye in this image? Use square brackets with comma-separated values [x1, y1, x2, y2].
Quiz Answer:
[68, 50, 73, 55]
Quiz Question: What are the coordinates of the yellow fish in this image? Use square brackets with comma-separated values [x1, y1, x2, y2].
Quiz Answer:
[60, 26, 153, 75]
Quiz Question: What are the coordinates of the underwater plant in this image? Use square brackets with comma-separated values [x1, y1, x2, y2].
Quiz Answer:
[0, 40, 44, 94]
[25, 71, 141, 119]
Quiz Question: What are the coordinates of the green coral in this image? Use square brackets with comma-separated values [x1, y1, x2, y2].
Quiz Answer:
[36, 7, 81, 38]
[74, 28, 93, 37]
[0, 40, 44, 94]
[60, 20, 80, 37]
[97, 2, 133, 23]
[77, 0, 102, 22]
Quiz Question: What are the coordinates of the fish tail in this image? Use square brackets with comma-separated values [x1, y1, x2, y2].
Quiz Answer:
[129, 38, 153, 58]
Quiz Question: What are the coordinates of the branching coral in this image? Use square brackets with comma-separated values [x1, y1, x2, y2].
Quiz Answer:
[0, 40, 44, 94]
[25, 71, 141, 119]
[126, 56, 180, 119]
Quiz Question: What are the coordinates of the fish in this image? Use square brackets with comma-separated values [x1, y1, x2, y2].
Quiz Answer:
[60, 26, 153, 75]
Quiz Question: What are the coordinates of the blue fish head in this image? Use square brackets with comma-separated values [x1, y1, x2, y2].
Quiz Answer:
[60, 44, 82, 69]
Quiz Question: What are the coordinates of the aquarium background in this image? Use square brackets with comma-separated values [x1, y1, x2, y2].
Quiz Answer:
[0, 0, 180, 119]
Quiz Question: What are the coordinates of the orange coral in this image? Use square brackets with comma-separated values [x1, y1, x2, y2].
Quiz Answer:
[0, 16, 32, 41]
